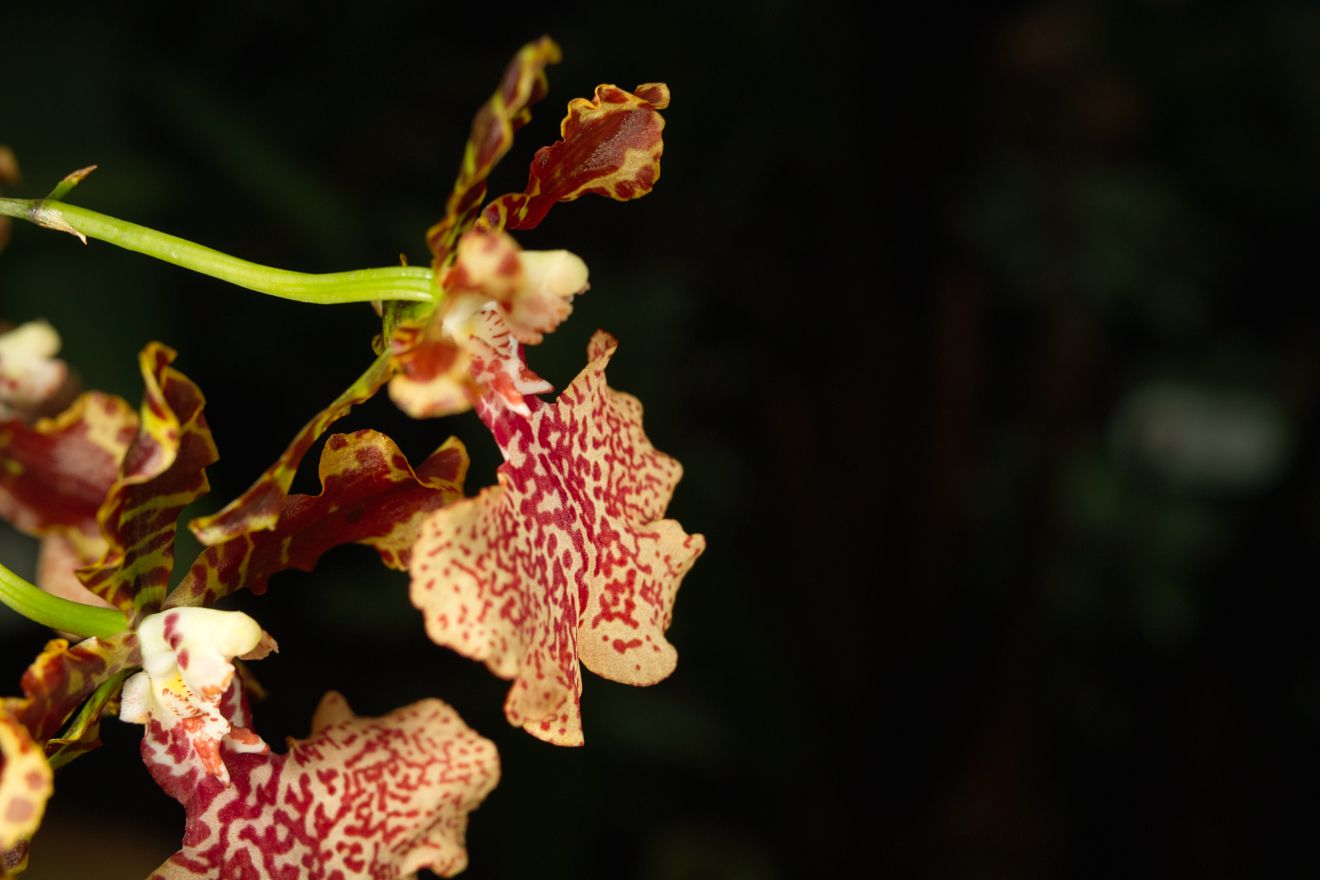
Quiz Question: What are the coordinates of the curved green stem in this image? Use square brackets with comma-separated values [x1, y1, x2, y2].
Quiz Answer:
[0, 197, 435, 306]
[0, 560, 129, 640]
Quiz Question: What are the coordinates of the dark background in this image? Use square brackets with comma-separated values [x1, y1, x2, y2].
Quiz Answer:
[3, 1, 1319, 877]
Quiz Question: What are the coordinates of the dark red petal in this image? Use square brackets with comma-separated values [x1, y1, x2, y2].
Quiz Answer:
[479, 83, 670, 233]
[0, 391, 136, 542]
[77, 344, 217, 619]
[168, 430, 466, 607]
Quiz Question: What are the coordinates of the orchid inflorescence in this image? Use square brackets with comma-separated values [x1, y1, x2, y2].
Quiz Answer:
[0, 37, 703, 879]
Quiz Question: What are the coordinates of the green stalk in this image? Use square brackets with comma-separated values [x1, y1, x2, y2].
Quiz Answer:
[0, 560, 129, 640]
[0, 197, 435, 306]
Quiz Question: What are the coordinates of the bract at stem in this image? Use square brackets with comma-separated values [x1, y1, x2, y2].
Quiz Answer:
[0, 559, 129, 640]
[0, 197, 435, 306]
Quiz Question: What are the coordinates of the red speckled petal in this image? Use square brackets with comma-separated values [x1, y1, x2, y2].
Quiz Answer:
[411, 483, 586, 745]
[77, 344, 218, 619]
[190, 352, 394, 545]
[167, 430, 467, 608]
[426, 36, 562, 263]
[410, 332, 703, 745]
[0, 706, 51, 874]
[479, 83, 670, 233]
[143, 690, 499, 880]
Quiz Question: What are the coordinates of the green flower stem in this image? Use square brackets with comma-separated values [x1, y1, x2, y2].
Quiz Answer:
[0, 197, 435, 306]
[0, 560, 129, 640]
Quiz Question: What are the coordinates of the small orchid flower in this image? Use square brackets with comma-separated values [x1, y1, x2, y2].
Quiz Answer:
[119, 607, 276, 785]
[390, 228, 589, 419]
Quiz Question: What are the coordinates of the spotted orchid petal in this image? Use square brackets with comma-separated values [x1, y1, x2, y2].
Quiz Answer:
[119, 608, 272, 786]
[479, 83, 671, 233]
[77, 344, 218, 620]
[410, 331, 704, 745]
[168, 430, 467, 608]
[0, 322, 68, 424]
[143, 689, 499, 879]
[0, 707, 51, 878]
[426, 36, 562, 263]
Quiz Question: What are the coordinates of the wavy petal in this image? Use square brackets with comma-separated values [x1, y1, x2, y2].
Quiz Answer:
[144, 690, 499, 879]
[169, 430, 466, 608]
[425, 36, 562, 263]
[2, 634, 136, 747]
[410, 332, 703, 745]
[77, 344, 217, 619]
[479, 83, 671, 233]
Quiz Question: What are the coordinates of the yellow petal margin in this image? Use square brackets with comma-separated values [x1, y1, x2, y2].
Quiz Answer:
[0, 708, 52, 877]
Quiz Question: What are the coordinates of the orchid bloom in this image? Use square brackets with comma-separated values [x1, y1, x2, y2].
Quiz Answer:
[119, 608, 275, 785]
[390, 229, 588, 419]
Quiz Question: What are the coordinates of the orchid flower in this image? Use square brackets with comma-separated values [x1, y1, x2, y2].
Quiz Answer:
[119, 608, 275, 785]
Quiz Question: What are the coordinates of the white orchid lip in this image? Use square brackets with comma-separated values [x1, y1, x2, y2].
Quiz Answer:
[120, 607, 276, 784]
